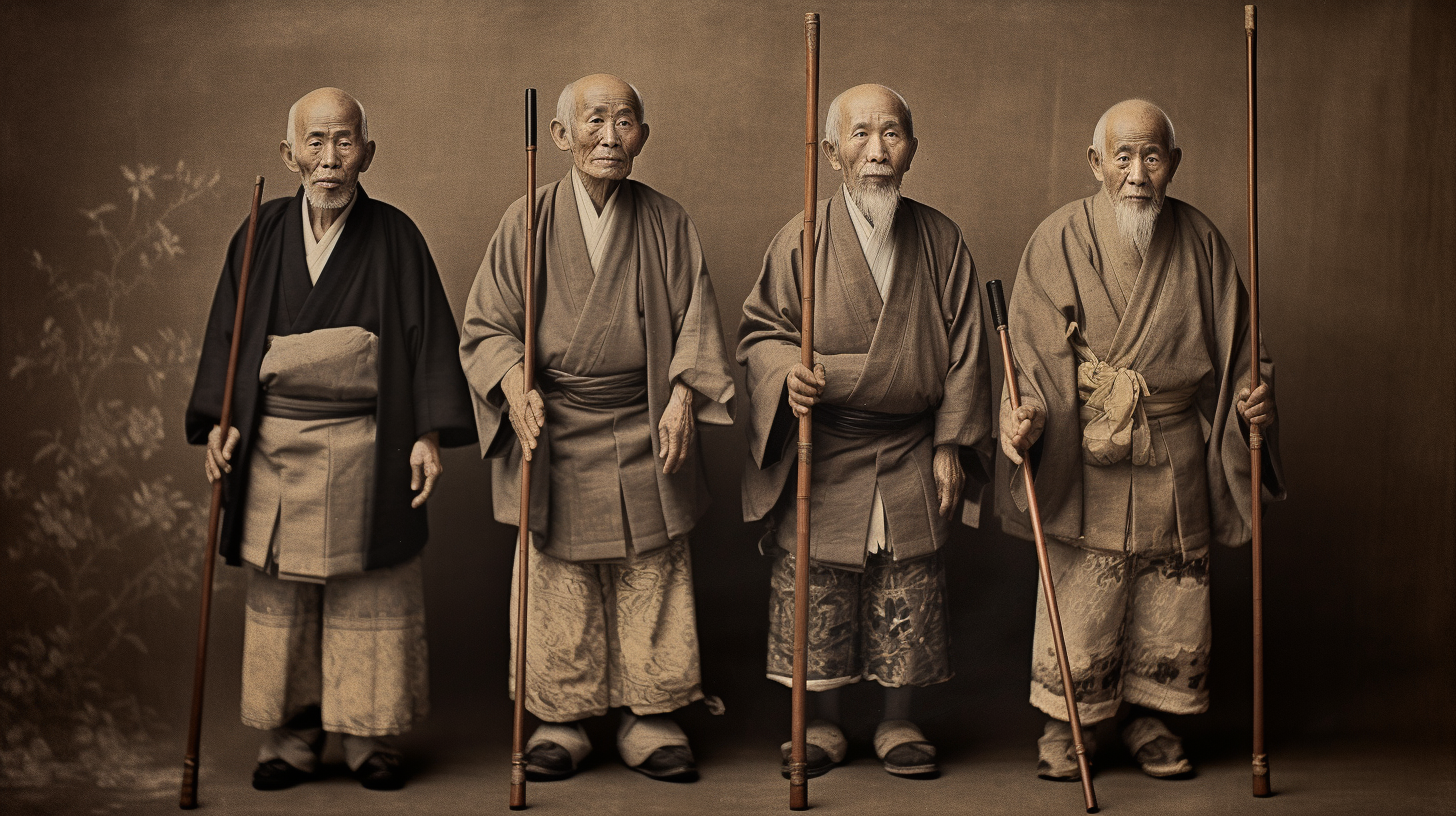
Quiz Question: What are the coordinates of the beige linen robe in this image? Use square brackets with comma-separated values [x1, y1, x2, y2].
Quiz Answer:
[460, 175, 735, 563]
[739, 191, 993, 569]
[1000, 193, 1285, 551]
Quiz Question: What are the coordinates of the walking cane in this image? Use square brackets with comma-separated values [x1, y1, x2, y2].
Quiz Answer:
[1244, 5, 1273, 799]
[788, 12, 819, 812]
[510, 87, 538, 811]
[179, 175, 264, 810]
[986, 280, 1098, 814]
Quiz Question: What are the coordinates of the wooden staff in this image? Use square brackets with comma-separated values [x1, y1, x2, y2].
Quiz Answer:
[987, 280, 1098, 814]
[1245, 4, 1272, 799]
[179, 175, 264, 810]
[788, 11, 819, 813]
[510, 87, 538, 812]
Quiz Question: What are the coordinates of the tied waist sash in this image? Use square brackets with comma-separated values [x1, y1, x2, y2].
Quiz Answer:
[814, 402, 932, 437]
[261, 393, 376, 420]
[1067, 322, 1196, 467]
[538, 368, 649, 409]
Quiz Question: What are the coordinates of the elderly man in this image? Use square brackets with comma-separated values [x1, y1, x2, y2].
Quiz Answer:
[460, 73, 735, 782]
[739, 84, 993, 779]
[186, 88, 476, 791]
[1000, 99, 1283, 780]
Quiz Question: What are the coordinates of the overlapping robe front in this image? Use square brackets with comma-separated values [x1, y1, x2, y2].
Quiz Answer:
[739, 191, 993, 570]
[186, 187, 477, 570]
[459, 175, 735, 563]
[1000, 193, 1284, 552]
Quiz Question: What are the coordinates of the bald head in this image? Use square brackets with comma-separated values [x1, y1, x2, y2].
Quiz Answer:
[286, 87, 369, 147]
[825, 84, 914, 148]
[1091, 99, 1175, 159]
[554, 74, 645, 139]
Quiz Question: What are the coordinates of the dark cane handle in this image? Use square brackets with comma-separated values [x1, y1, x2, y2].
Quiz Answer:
[986, 279, 1008, 331]
[525, 88, 536, 148]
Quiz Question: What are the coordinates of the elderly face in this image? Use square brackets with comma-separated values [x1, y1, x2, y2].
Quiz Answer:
[550, 75, 649, 182]
[822, 85, 917, 193]
[1088, 101, 1180, 208]
[280, 89, 374, 210]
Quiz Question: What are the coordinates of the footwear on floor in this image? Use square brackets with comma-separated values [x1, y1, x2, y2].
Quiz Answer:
[1037, 718, 1096, 782]
[631, 745, 699, 782]
[526, 722, 592, 781]
[874, 719, 938, 778]
[251, 758, 315, 791]
[352, 752, 408, 790]
[780, 719, 848, 779]
[1122, 715, 1194, 779]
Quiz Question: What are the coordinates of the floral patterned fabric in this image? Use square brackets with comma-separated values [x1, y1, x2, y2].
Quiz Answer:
[241, 557, 428, 737]
[509, 538, 703, 722]
[766, 549, 951, 690]
[1029, 538, 1210, 724]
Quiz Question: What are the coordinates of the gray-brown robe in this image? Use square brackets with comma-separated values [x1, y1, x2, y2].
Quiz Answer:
[739, 190, 993, 569]
[1000, 193, 1285, 550]
[460, 175, 735, 563]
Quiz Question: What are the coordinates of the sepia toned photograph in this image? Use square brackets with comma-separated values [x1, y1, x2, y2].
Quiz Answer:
[1, 1, 1451, 814]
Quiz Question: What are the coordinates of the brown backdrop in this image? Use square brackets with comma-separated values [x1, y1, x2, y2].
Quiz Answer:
[1, 0, 1452, 786]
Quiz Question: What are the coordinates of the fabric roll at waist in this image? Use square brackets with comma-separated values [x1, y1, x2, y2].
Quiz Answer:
[538, 368, 649, 409]
[1077, 385, 1197, 424]
[261, 393, 377, 420]
[814, 402, 932, 437]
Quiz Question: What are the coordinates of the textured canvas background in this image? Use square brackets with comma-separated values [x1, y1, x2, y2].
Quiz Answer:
[1, 0, 1451, 800]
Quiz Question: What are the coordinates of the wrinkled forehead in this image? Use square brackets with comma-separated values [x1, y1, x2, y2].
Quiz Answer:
[295, 96, 364, 137]
[1105, 109, 1172, 151]
[573, 81, 642, 119]
[839, 90, 908, 131]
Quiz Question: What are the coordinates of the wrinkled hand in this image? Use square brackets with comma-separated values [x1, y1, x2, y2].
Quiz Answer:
[933, 443, 964, 520]
[502, 362, 546, 460]
[786, 362, 826, 417]
[999, 399, 1045, 465]
[1236, 383, 1275, 428]
[657, 382, 696, 474]
[409, 432, 442, 509]
[204, 425, 240, 484]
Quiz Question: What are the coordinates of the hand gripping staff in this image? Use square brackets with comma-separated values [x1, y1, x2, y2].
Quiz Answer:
[1244, 5, 1273, 799]
[510, 87, 537, 811]
[179, 175, 264, 810]
[788, 11, 819, 812]
[987, 280, 1098, 814]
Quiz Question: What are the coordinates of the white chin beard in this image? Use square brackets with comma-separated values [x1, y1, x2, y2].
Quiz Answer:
[306, 183, 355, 210]
[1109, 189, 1161, 256]
[849, 181, 901, 231]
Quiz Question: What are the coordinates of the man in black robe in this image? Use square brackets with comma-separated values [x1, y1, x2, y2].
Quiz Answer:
[186, 88, 475, 791]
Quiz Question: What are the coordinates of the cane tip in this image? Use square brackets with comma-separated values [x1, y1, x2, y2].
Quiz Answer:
[509, 806, 528, 811]
[1087, 807, 1099, 814]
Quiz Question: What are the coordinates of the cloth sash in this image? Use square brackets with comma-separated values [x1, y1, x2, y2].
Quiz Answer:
[538, 368, 649, 409]
[243, 327, 380, 582]
[1067, 323, 1196, 467]
[814, 402, 933, 437]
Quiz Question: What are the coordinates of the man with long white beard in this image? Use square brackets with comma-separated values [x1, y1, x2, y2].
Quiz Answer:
[999, 98, 1283, 781]
[739, 83, 993, 779]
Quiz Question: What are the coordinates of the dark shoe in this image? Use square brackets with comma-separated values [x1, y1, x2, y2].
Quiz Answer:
[525, 741, 577, 781]
[252, 758, 315, 791]
[779, 743, 836, 780]
[353, 753, 408, 791]
[631, 745, 698, 782]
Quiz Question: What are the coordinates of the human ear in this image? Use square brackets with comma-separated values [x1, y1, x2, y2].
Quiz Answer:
[358, 141, 376, 174]
[821, 139, 841, 171]
[1165, 146, 1182, 182]
[549, 119, 572, 152]
[280, 141, 301, 173]
[1087, 146, 1105, 182]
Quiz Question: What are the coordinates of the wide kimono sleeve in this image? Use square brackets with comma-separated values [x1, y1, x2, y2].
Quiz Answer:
[736, 208, 819, 474]
[925, 216, 995, 525]
[459, 193, 535, 459]
[658, 199, 735, 426]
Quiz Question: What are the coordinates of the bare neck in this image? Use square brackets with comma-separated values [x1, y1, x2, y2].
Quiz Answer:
[306, 202, 344, 242]
[577, 173, 620, 214]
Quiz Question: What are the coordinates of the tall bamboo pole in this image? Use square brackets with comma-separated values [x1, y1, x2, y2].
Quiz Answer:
[510, 87, 538, 811]
[788, 11, 819, 812]
[1245, 5, 1272, 799]
[987, 280, 1098, 814]
[179, 175, 265, 810]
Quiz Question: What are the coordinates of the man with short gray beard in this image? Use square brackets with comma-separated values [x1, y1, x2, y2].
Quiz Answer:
[997, 98, 1283, 781]
[739, 83, 993, 779]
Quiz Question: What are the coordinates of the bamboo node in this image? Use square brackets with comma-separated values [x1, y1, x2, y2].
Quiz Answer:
[788, 762, 808, 785]
[1252, 753, 1269, 775]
